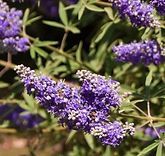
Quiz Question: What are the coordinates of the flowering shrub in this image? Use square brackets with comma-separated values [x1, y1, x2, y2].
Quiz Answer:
[0, 0, 164, 155]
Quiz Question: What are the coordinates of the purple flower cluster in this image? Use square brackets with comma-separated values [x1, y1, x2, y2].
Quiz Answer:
[0, 104, 43, 129]
[0, 0, 29, 53]
[112, 40, 165, 65]
[109, 0, 159, 27]
[151, 0, 165, 15]
[14, 64, 135, 146]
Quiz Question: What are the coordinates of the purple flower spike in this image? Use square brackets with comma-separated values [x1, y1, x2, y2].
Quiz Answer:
[91, 122, 134, 146]
[109, 0, 159, 27]
[112, 40, 165, 65]
[14, 65, 135, 146]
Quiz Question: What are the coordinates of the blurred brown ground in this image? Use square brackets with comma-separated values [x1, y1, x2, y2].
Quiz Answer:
[0, 135, 64, 156]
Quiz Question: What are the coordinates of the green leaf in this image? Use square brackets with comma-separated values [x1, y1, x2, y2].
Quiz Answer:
[95, 22, 112, 43]
[137, 142, 159, 156]
[33, 46, 48, 58]
[23, 8, 30, 25]
[26, 16, 42, 26]
[34, 41, 58, 47]
[65, 4, 76, 10]
[66, 130, 77, 144]
[145, 69, 153, 86]
[156, 142, 163, 156]
[0, 121, 10, 128]
[141, 28, 153, 40]
[0, 81, 9, 88]
[38, 109, 47, 118]
[23, 92, 36, 110]
[30, 46, 36, 59]
[78, 5, 85, 20]
[19, 102, 31, 111]
[43, 20, 65, 29]
[84, 134, 95, 150]
[85, 4, 104, 12]
[59, 2, 68, 26]
[52, 65, 68, 75]
[67, 26, 80, 34]
[104, 7, 114, 20]
[76, 41, 83, 62]
[89, 43, 107, 71]
[103, 146, 111, 156]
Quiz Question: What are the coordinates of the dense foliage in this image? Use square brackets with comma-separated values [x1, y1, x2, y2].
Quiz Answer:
[0, 0, 164, 155]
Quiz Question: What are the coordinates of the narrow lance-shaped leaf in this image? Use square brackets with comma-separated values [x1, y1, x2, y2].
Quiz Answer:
[43, 20, 65, 29]
[156, 142, 163, 156]
[23, 8, 30, 25]
[0, 81, 9, 88]
[23, 92, 36, 110]
[78, 5, 85, 20]
[145, 68, 153, 87]
[95, 22, 112, 43]
[33, 46, 48, 58]
[30, 46, 36, 59]
[103, 146, 111, 156]
[137, 142, 159, 156]
[66, 130, 77, 144]
[34, 41, 58, 47]
[85, 4, 104, 12]
[67, 26, 80, 34]
[76, 41, 83, 62]
[26, 16, 42, 26]
[104, 7, 114, 20]
[59, 2, 68, 26]
[84, 134, 95, 150]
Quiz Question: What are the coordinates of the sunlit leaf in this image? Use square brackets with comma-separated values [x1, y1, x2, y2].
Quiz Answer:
[67, 26, 80, 34]
[66, 130, 77, 144]
[156, 142, 163, 156]
[85, 4, 104, 12]
[76, 41, 83, 62]
[43, 20, 65, 29]
[78, 5, 85, 20]
[0, 82, 9, 88]
[145, 68, 153, 87]
[23, 8, 30, 25]
[84, 134, 95, 150]
[137, 142, 159, 156]
[59, 2, 68, 26]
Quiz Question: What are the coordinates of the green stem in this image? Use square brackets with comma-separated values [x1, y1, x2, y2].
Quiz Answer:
[147, 100, 161, 139]
[120, 113, 165, 122]
[132, 103, 148, 116]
